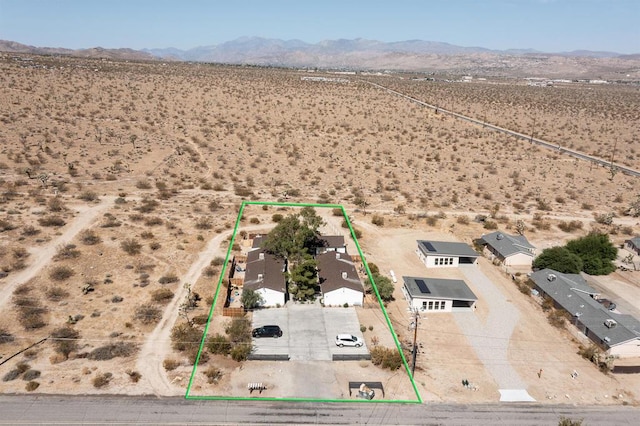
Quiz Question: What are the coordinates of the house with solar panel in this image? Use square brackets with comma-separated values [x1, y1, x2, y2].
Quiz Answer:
[478, 231, 536, 267]
[402, 276, 477, 312]
[416, 240, 479, 268]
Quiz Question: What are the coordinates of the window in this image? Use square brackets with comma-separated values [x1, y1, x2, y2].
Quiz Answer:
[428, 301, 433, 310]
[434, 301, 440, 310]
[422, 301, 427, 310]
[440, 301, 446, 310]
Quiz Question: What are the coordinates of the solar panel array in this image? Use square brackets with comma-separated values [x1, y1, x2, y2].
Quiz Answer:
[415, 279, 430, 294]
[422, 241, 437, 252]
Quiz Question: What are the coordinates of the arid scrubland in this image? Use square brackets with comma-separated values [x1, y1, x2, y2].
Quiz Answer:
[0, 53, 639, 397]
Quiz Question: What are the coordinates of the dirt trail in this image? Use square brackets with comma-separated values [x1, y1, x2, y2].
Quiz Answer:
[135, 224, 271, 396]
[0, 197, 115, 312]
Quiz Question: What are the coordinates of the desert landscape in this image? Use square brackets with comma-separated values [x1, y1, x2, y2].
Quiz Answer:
[0, 52, 639, 405]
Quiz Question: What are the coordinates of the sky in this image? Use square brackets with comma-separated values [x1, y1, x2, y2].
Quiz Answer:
[0, 0, 638, 54]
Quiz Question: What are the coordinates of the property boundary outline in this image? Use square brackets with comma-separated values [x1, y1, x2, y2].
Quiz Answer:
[185, 200, 422, 403]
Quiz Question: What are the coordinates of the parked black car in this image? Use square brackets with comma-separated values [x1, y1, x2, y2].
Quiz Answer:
[252, 325, 283, 338]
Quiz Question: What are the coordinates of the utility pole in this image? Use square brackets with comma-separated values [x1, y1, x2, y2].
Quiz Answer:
[411, 309, 419, 377]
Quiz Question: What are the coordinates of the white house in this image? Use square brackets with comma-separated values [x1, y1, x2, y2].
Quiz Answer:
[243, 248, 286, 307]
[478, 231, 536, 267]
[416, 240, 479, 268]
[315, 235, 347, 255]
[317, 251, 363, 307]
[402, 276, 477, 313]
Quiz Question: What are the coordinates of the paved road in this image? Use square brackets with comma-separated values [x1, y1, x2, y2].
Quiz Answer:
[363, 80, 640, 178]
[1, 395, 638, 425]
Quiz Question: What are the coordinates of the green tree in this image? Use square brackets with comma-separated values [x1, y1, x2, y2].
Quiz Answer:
[241, 288, 264, 309]
[565, 233, 617, 275]
[288, 257, 319, 301]
[367, 274, 395, 302]
[533, 247, 583, 274]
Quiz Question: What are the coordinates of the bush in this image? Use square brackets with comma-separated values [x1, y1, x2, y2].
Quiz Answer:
[483, 220, 498, 230]
[88, 342, 137, 360]
[230, 344, 251, 362]
[92, 372, 112, 388]
[50, 326, 80, 357]
[163, 358, 180, 371]
[0, 327, 15, 344]
[21, 225, 41, 236]
[2, 369, 21, 382]
[204, 367, 222, 384]
[127, 370, 142, 383]
[371, 215, 385, 226]
[210, 257, 225, 266]
[54, 244, 81, 261]
[225, 317, 252, 344]
[151, 288, 174, 304]
[134, 304, 162, 324]
[170, 323, 203, 353]
[195, 217, 213, 229]
[49, 265, 75, 281]
[370, 347, 403, 370]
[22, 369, 41, 381]
[272, 213, 284, 223]
[38, 216, 66, 227]
[25, 381, 40, 391]
[332, 208, 343, 216]
[48, 196, 66, 212]
[121, 238, 142, 255]
[207, 334, 232, 355]
[548, 310, 567, 328]
[456, 215, 470, 225]
[192, 314, 209, 325]
[158, 273, 179, 284]
[80, 230, 101, 245]
[558, 220, 584, 233]
[78, 190, 99, 202]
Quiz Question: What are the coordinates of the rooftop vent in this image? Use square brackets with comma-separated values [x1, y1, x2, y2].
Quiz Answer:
[259, 252, 265, 260]
[496, 233, 504, 240]
[341, 271, 348, 279]
[604, 319, 617, 328]
[257, 273, 263, 281]
[547, 274, 557, 282]
[604, 336, 611, 343]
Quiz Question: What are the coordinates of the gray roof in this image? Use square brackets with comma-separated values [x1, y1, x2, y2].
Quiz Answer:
[479, 231, 535, 258]
[317, 236, 345, 249]
[244, 248, 286, 293]
[626, 236, 640, 249]
[403, 276, 477, 301]
[417, 240, 479, 258]
[530, 269, 640, 348]
[316, 251, 363, 294]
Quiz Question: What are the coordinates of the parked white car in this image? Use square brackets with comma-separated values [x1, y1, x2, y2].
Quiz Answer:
[335, 334, 363, 347]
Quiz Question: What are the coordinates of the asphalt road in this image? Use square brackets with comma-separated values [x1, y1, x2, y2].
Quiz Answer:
[1, 395, 638, 425]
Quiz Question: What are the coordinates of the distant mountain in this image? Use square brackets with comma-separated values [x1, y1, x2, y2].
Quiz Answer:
[2, 37, 638, 78]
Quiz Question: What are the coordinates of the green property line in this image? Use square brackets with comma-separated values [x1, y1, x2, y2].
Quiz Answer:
[185, 200, 422, 403]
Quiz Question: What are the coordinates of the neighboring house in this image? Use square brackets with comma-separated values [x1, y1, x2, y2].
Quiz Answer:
[243, 248, 286, 307]
[315, 235, 347, 255]
[530, 269, 640, 359]
[401, 276, 477, 313]
[478, 231, 536, 267]
[624, 237, 640, 256]
[416, 240, 479, 268]
[317, 251, 363, 307]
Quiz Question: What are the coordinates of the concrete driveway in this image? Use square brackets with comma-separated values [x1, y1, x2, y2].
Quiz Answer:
[251, 302, 368, 360]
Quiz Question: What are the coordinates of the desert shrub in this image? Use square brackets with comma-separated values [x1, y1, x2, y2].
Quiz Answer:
[134, 304, 162, 324]
[456, 215, 470, 225]
[78, 190, 99, 202]
[208, 200, 221, 211]
[547, 309, 567, 328]
[144, 216, 164, 227]
[192, 314, 209, 325]
[425, 215, 439, 226]
[22, 369, 41, 381]
[230, 344, 251, 362]
[558, 220, 583, 233]
[49, 265, 75, 281]
[163, 358, 180, 371]
[48, 196, 66, 212]
[140, 231, 154, 239]
[210, 257, 225, 266]
[225, 317, 252, 344]
[38, 216, 66, 227]
[578, 344, 601, 364]
[332, 208, 343, 217]
[88, 342, 137, 360]
[127, 370, 142, 383]
[272, 213, 283, 223]
[371, 214, 385, 226]
[45, 286, 70, 301]
[25, 381, 40, 391]
[558, 416, 583, 426]
[50, 326, 80, 357]
[21, 225, 40, 236]
[121, 238, 142, 255]
[54, 244, 81, 261]
[203, 367, 222, 384]
[207, 334, 232, 355]
[111, 295, 123, 303]
[483, 220, 498, 230]
[370, 346, 403, 370]
[136, 179, 152, 189]
[170, 323, 203, 354]
[2, 369, 21, 382]
[80, 230, 101, 245]
[203, 266, 218, 278]
[152, 288, 174, 304]
[0, 218, 17, 232]
[149, 242, 161, 251]
[158, 273, 179, 284]
[195, 217, 212, 229]
[92, 372, 112, 388]
[0, 327, 14, 344]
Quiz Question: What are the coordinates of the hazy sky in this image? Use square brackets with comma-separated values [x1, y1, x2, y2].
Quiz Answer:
[0, 0, 638, 53]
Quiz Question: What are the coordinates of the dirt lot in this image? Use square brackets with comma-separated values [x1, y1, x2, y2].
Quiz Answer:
[0, 55, 639, 404]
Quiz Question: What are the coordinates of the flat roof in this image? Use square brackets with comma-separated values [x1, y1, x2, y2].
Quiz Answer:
[403, 276, 477, 301]
[417, 240, 479, 258]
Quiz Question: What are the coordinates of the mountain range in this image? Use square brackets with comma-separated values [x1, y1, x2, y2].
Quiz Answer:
[2, 37, 639, 77]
